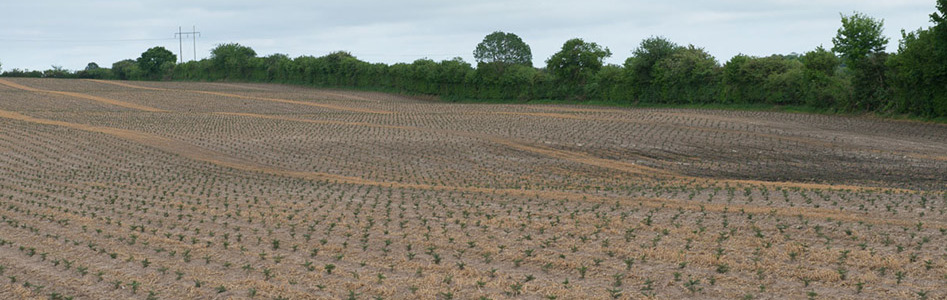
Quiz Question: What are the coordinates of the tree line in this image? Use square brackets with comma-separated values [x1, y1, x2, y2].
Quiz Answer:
[3, 1, 945, 118]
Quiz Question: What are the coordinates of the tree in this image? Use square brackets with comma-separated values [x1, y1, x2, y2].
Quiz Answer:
[722, 54, 802, 104]
[78, 62, 111, 79]
[930, 0, 947, 84]
[930, 0, 947, 116]
[625, 37, 682, 87]
[832, 12, 889, 111]
[884, 0, 947, 117]
[409, 58, 439, 94]
[933, 0, 947, 41]
[262, 54, 293, 82]
[801, 46, 847, 108]
[651, 45, 720, 103]
[802, 46, 839, 77]
[137, 47, 176, 79]
[624, 37, 683, 102]
[210, 43, 257, 80]
[588, 64, 628, 101]
[546, 38, 611, 98]
[473, 31, 532, 68]
[888, 27, 947, 117]
[832, 12, 888, 68]
[436, 57, 473, 98]
[43, 65, 72, 78]
[112, 59, 140, 80]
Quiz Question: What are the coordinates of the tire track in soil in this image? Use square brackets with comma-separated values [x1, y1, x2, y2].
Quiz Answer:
[654, 110, 947, 162]
[6, 80, 667, 182]
[494, 111, 838, 148]
[0, 108, 927, 228]
[0, 79, 166, 112]
[214, 112, 672, 177]
[207, 82, 273, 91]
[80, 79, 843, 174]
[192, 90, 393, 114]
[87, 79, 393, 114]
[81, 80, 947, 164]
[6, 81, 919, 192]
[539, 106, 626, 113]
[499, 109, 947, 163]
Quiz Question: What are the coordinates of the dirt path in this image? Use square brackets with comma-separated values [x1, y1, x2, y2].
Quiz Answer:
[0, 79, 166, 112]
[88, 79, 394, 114]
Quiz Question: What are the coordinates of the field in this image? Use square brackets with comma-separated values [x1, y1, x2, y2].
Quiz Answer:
[0, 77, 945, 299]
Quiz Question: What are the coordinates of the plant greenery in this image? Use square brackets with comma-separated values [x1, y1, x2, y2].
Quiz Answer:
[3, 2, 947, 119]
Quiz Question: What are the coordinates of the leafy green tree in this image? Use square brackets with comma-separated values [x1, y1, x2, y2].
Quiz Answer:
[471, 62, 539, 100]
[292, 55, 321, 85]
[881, 0, 947, 117]
[409, 58, 439, 94]
[387, 62, 411, 91]
[832, 12, 889, 111]
[722, 54, 801, 104]
[261, 54, 293, 82]
[651, 45, 720, 103]
[832, 12, 889, 68]
[625, 36, 682, 97]
[474, 31, 532, 68]
[137, 46, 176, 80]
[929, 0, 947, 116]
[546, 38, 612, 98]
[932, 0, 947, 42]
[77, 62, 112, 79]
[473, 31, 533, 94]
[588, 64, 629, 101]
[801, 46, 848, 108]
[171, 60, 210, 80]
[888, 23, 947, 116]
[315, 51, 373, 87]
[210, 43, 257, 80]
[112, 59, 140, 80]
[43, 65, 73, 78]
[436, 57, 473, 98]
[802, 46, 838, 77]
[762, 59, 805, 105]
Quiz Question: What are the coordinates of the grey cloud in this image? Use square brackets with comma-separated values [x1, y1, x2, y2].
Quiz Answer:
[0, 0, 938, 71]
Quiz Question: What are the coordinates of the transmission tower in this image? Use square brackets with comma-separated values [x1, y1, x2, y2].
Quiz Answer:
[174, 26, 201, 62]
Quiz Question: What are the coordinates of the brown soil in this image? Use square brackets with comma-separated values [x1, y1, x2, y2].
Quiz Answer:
[0, 78, 944, 299]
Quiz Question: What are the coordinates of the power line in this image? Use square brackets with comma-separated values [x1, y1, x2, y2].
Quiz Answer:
[0, 37, 176, 43]
[174, 26, 200, 63]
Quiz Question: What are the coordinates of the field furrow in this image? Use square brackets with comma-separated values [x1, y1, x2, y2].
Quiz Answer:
[0, 78, 944, 299]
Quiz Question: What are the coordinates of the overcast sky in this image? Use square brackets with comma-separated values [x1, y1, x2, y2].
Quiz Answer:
[0, 0, 938, 71]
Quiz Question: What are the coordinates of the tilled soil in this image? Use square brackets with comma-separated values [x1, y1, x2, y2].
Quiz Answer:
[0, 78, 944, 299]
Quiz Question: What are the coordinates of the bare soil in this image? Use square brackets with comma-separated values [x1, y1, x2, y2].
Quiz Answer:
[0, 78, 944, 299]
